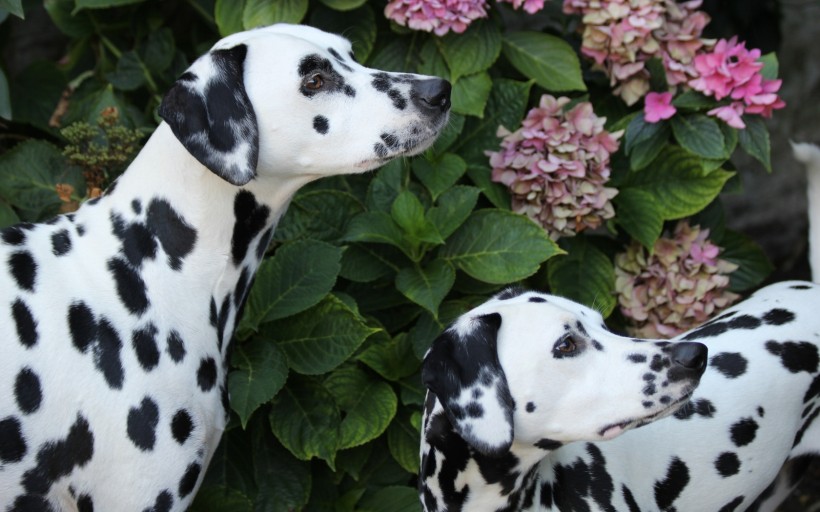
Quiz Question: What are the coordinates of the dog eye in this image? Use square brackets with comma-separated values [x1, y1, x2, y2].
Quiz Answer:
[553, 335, 577, 354]
[304, 74, 324, 90]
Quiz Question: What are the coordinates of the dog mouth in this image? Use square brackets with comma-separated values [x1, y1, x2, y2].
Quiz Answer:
[597, 387, 697, 440]
[356, 122, 447, 169]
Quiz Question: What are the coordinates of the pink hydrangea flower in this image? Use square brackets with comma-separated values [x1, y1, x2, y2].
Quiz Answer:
[384, 0, 489, 36]
[487, 95, 622, 239]
[644, 91, 677, 122]
[615, 221, 739, 338]
[497, 0, 545, 13]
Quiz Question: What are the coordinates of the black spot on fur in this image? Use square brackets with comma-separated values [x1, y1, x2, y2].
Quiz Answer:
[0, 416, 27, 462]
[622, 485, 641, 512]
[132, 198, 142, 214]
[710, 352, 748, 379]
[718, 496, 745, 512]
[167, 330, 186, 363]
[143, 490, 173, 512]
[197, 357, 217, 392]
[765, 341, 819, 373]
[388, 89, 407, 110]
[654, 457, 690, 510]
[628, 353, 647, 363]
[133, 324, 160, 372]
[68, 301, 97, 353]
[373, 142, 388, 159]
[12, 298, 38, 347]
[313, 115, 329, 134]
[77, 494, 94, 512]
[22, 414, 94, 494]
[1, 226, 27, 245]
[674, 398, 717, 420]
[178, 462, 202, 498]
[535, 438, 562, 450]
[127, 397, 159, 451]
[9, 250, 37, 290]
[730, 418, 758, 447]
[10, 495, 54, 512]
[171, 409, 194, 445]
[526, 402, 536, 413]
[715, 452, 741, 477]
[805, 375, 820, 404]
[96, 318, 125, 389]
[107, 257, 150, 315]
[51, 229, 72, 256]
[682, 314, 761, 340]
[15, 367, 43, 415]
[146, 199, 198, 270]
[231, 190, 270, 265]
[111, 213, 158, 268]
[762, 308, 795, 325]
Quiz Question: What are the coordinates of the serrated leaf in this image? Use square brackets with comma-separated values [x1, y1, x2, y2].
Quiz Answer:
[547, 237, 616, 317]
[45, 0, 94, 38]
[614, 188, 664, 250]
[269, 377, 340, 468]
[418, 38, 450, 80]
[106, 51, 147, 91]
[412, 153, 466, 200]
[436, 20, 501, 82]
[243, 0, 307, 27]
[252, 426, 312, 512]
[344, 211, 411, 256]
[620, 146, 734, 220]
[215, 0, 246, 36]
[391, 190, 443, 245]
[440, 209, 562, 284]
[0, 201, 19, 229]
[670, 114, 727, 159]
[672, 90, 714, 110]
[719, 230, 773, 292]
[410, 300, 471, 359]
[358, 333, 418, 381]
[624, 113, 671, 171]
[451, 71, 493, 118]
[366, 160, 406, 212]
[432, 114, 465, 155]
[270, 295, 379, 375]
[325, 366, 397, 449]
[502, 31, 585, 92]
[427, 185, 481, 239]
[241, 240, 342, 332]
[228, 339, 288, 428]
[339, 244, 401, 283]
[738, 116, 772, 172]
[387, 412, 420, 474]
[357, 486, 421, 512]
[465, 166, 510, 210]
[142, 28, 175, 73]
[274, 189, 363, 243]
[395, 260, 455, 316]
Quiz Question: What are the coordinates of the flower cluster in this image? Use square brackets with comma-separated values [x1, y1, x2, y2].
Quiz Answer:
[689, 37, 786, 128]
[497, 0, 546, 14]
[615, 221, 739, 338]
[384, 0, 489, 36]
[563, 0, 710, 105]
[488, 95, 621, 240]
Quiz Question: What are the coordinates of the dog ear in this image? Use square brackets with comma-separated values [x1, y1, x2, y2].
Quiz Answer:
[159, 44, 259, 186]
[422, 313, 514, 456]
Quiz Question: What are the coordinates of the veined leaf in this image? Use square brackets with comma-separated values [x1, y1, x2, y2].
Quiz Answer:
[502, 31, 585, 92]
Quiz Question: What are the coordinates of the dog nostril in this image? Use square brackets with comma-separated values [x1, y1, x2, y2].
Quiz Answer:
[672, 342, 708, 371]
[412, 79, 452, 113]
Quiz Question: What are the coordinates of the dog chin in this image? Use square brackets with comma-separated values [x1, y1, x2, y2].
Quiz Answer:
[597, 388, 697, 441]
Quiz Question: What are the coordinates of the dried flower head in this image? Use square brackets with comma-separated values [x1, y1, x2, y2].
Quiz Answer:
[615, 221, 739, 338]
[488, 95, 622, 239]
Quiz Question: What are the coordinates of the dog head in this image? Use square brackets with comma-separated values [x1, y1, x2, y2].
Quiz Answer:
[159, 24, 451, 186]
[422, 288, 707, 456]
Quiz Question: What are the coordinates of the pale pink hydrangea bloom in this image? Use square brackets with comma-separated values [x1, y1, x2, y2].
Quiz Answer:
[487, 95, 622, 240]
[615, 221, 739, 338]
[689, 37, 785, 128]
[644, 91, 676, 122]
[384, 0, 489, 36]
[497, 0, 545, 14]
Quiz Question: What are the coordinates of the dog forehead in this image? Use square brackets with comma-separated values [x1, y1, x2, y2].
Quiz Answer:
[211, 23, 352, 55]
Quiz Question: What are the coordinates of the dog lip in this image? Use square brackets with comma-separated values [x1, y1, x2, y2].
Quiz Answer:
[597, 388, 697, 439]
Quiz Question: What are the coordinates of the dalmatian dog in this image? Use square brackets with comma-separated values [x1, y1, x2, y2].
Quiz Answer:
[0, 24, 450, 511]
[420, 147, 820, 511]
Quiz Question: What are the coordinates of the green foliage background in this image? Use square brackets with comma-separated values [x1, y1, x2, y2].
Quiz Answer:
[0, 0, 776, 510]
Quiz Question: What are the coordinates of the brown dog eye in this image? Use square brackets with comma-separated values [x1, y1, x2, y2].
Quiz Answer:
[305, 74, 324, 90]
[554, 335, 577, 354]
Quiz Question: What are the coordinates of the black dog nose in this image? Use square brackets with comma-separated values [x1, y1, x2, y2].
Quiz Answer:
[667, 342, 708, 381]
[411, 78, 452, 114]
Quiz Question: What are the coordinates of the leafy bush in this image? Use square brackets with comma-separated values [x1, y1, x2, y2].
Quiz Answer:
[0, 0, 778, 510]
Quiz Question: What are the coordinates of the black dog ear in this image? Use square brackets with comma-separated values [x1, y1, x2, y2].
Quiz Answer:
[159, 44, 259, 186]
[422, 313, 514, 456]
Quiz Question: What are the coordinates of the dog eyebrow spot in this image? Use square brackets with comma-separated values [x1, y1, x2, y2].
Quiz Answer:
[628, 354, 647, 363]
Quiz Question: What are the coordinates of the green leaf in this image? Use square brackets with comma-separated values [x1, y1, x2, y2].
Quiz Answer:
[0, 67, 10, 119]
[440, 210, 562, 284]
[502, 31, 586, 92]
[436, 20, 501, 82]
[672, 90, 714, 110]
[358, 486, 422, 512]
[318, 0, 366, 11]
[344, 211, 411, 256]
[0, 201, 19, 229]
[252, 426, 312, 512]
[412, 153, 466, 201]
[451, 71, 493, 118]
[613, 188, 664, 250]
[432, 114, 465, 155]
[395, 259, 455, 316]
[358, 333, 418, 381]
[453, 78, 533, 166]
[670, 114, 727, 159]
[427, 185, 481, 239]
[547, 237, 616, 317]
[270, 377, 340, 467]
[274, 190, 363, 243]
[228, 339, 289, 428]
[142, 28, 175, 73]
[243, 0, 307, 28]
[391, 190, 443, 245]
[339, 244, 400, 283]
[719, 230, 773, 292]
[191, 486, 253, 512]
[106, 51, 147, 91]
[325, 366, 397, 449]
[418, 38, 450, 80]
[10, 61, 66, 131]
[0, 140, 84, 222]
[465, 166, 510, 210]
[215, 0, 246, 36]
[0, 0, 23, 18]
[241, 240, 342, 332]
[410, 300, 471, 359]
[74, 0, 144, 9]
[309, 4, 376, 62]
[759, 52, 779, 80]
[366, 160, 406, 212]
[270, 295, 379, 375]
[387, 412, 420, 474]
[624, 113, 670, 171]
[738, 116, 772, 172]
[620, 146, 734, 220]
